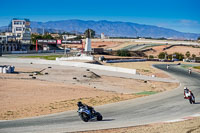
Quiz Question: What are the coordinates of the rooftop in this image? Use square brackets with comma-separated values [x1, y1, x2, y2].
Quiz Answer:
[12, 18, 30, 22]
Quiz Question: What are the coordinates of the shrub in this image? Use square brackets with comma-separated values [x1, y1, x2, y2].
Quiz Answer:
[158, 52, 166, 59]
[185, 51, 191, 58]
[117, 50, 131, 57]
[173, 52, 184, 60]
[149, 55, 154, 59]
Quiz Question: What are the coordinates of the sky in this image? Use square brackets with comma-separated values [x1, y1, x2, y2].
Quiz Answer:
[1, 0, 200, 33]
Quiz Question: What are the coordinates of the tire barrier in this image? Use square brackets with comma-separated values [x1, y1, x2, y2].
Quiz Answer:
[0, 65, 15, 73]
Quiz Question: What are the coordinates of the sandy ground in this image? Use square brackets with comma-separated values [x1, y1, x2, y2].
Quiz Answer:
[78, 117, 200, 133]
[104, 61, 200, 78]
[64, 40, 124, 49]
[0, 62, 178, 120]
[68, 40, 147, 50]
[104, 61, 172, 78]
[145, 45, 200, 57]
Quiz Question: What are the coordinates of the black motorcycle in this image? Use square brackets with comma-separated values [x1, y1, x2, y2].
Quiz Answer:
[77, 106, 103, 122]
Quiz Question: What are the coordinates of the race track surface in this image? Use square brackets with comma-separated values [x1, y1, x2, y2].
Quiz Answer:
[0, 64, 200, 133]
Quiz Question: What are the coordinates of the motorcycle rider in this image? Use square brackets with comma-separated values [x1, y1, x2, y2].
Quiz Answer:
[188, 69, 192, 74]
[77, 101, 94, 114]
[184, 86, 194, 99]
[167, 65, 169, 69]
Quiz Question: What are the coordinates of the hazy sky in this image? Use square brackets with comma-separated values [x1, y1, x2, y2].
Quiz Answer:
[1, 0, 200, 33]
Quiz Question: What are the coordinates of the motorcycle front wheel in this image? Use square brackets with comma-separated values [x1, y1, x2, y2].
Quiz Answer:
[80, 113, 90, 122]
[189, 98, 193, 104]
[96, 112, 103, 121]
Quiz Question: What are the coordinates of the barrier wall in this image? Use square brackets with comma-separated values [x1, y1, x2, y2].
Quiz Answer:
[106, 59, 147, 63]
[0, 58, 136, 74]
[57, 55, 94, 61]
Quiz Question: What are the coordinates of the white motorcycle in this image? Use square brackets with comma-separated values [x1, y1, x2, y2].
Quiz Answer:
[184, 91, 195, 104]
[188, 69, 192, 74]
[167, 65, 169, 69]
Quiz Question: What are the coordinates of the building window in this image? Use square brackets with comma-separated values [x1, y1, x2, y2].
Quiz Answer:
[16, 27, 22, 31]
[14, 21, 19, 25]
[14, 21, 24, 25]
[17, 33, 21, 37]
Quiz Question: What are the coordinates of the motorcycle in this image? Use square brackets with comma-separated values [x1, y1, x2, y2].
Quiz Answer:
[78, 106, 103, 122]
[188, 69, 192, 74]
[166, 65, 169, 69]
[184, 91, 195, 104]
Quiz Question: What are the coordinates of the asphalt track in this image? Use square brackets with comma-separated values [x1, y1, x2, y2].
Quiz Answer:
[0, 64, 200, 133]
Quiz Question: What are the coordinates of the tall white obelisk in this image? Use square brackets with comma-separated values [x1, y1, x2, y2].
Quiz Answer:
[85, 29, 92, 53]
[85, 38, 91, 52]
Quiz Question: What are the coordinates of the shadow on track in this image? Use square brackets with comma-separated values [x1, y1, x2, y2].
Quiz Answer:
[194, 102, 200, 104]
[90, 119, 115, 122]
[101, 119, 115, 122]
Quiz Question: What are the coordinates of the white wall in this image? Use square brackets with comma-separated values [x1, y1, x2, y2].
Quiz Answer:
[0, 58, 136, 74]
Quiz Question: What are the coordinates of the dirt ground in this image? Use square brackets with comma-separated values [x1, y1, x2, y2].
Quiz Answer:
[0, 62, 178, 120]
[105, 61, 172, 78]
[78, 117, 200, 133]
[67, 39, 147, 50]
[64, 40, 124, 49]
[1, 60, 199, 133]
[104, 61, 200, 78]
[145, 45, 200, 57]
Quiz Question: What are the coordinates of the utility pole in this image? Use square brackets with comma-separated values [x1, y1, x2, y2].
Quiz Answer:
[43, 27, 44, 35]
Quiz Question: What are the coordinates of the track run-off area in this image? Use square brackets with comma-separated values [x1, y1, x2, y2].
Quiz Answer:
[0, 58, 200, 133]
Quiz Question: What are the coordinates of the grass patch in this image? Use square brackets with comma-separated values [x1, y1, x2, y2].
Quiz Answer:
[143, 69, 150, 72]
[193, 66, 200, 70]
[20, 55, 63, 60]
[181, 64, 193, 69]
[135, 91, 157, 95]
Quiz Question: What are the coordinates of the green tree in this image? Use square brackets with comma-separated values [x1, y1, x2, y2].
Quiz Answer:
[31, 34, 54, 44]
[158, 52, 166, 59]
[31, 34, 43, 44]
[117, 50, 131, 57]
[149, 55, 154, 59]
[84, 29, 95, 38]
[192, 54, 196, 59]
[173, 52, 184, 60]
[43, 34, 54, 39]
[198, 37, 200, 40]
[185, 51, 191, 58]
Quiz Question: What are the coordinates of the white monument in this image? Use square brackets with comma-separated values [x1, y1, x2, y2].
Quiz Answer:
[85, 38, 91, 52]
[85, 29, 92, 53]
[56, 29, 94, 61]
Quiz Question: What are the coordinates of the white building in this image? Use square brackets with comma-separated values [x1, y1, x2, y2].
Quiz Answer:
[11, 18, 31, 43]
[62, 34, 77, 40]
[0, 35, 7, 44]
[101, 33, 109, 39]
[0, 18, 32, 53]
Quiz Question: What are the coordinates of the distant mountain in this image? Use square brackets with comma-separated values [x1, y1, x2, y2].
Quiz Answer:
[0, 26, 9, 32]
[31, 28, 65, 34]
[1, 19, 200, 40]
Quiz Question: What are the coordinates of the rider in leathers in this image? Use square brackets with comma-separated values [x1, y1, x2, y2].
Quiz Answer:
[184, 86, 194, 99]
[77, 101, 94, 114]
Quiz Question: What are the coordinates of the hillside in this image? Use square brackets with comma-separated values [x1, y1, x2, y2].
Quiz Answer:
[1, 19, 200, 40]
[30, 20, 200, 40]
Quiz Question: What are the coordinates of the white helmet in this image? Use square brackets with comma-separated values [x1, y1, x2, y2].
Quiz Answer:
[184, 86, 187, 90]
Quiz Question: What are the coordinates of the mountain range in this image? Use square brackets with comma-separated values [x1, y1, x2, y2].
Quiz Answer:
[1, 19, 200, 40]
